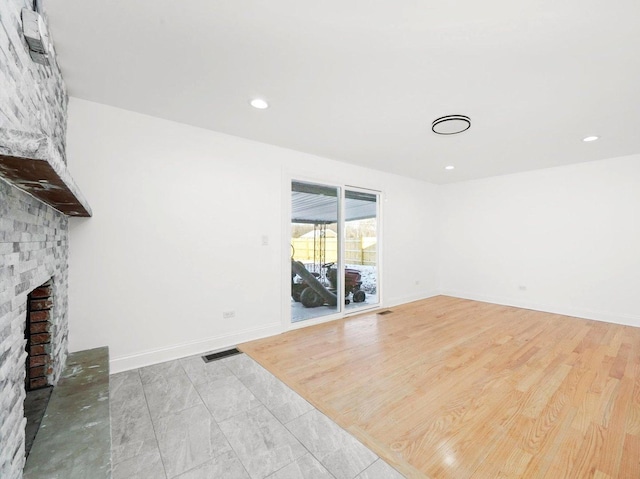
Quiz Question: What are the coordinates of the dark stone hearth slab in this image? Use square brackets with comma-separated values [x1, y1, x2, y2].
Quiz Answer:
[24, 387, 53, 459]
[24, 347, 111, 479]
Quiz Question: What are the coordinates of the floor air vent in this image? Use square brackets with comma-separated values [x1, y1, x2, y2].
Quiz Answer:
[377, 310, 393, 315]
[202, 348, 242, 363]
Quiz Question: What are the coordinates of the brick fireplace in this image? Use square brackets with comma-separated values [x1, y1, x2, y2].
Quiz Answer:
[25, 281, 55, 391]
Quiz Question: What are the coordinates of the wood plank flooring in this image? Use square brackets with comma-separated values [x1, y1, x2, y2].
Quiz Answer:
[239, 296, 640, 478]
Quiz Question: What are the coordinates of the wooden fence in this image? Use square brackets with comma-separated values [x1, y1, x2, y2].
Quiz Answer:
[291, 237, 377, 265]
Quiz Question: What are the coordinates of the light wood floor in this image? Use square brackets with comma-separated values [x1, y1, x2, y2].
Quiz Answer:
[239, 296, 640, 478]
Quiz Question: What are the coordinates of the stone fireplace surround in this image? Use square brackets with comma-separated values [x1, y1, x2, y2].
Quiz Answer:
[1, 2, 79, 477]
[0, 178, 70, 478]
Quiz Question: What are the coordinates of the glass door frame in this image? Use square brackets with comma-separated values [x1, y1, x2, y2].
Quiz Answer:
[283, 172, 382, 331]
[343, 185, 382, 317]
[287, 179, 344, 329]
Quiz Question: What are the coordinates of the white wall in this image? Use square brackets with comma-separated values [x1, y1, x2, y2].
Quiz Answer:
[66, 98, 640, 372]
[438, 154, 640, 326]
[66, 98, 439, 372]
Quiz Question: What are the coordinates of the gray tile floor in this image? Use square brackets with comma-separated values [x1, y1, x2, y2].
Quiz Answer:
[110, 353, 405, 479]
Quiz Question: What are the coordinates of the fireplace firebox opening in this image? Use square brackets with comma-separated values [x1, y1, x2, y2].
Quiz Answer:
[23, 279, 55, 458]
[24, 280, 54, 390]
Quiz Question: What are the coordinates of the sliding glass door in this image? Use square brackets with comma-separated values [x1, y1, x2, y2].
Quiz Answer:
[344, 188, 379, 312]
[290, 181, 341, 322]
[290, 181, 380, 324]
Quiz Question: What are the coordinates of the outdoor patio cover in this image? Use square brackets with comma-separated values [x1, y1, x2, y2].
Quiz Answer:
[292, 181, 377, 224]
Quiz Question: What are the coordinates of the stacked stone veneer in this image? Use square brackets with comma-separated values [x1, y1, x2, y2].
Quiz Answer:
[1, 1, 71, 478]
[0, 180, 69, 478]
[0, 0, 68, 164]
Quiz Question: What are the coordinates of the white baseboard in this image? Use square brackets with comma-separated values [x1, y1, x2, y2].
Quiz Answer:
[439, 289, 640, 328]
[109, 322, 282, 374]
[110, 291, 637, 374]
[384, 290, 440, 308]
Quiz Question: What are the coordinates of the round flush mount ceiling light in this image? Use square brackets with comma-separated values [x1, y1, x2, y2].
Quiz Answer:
[432, 115, 471, 135]
[445, 165, 455, 170]
[582, 136, 599, 142]
[250, 98, 269, 109]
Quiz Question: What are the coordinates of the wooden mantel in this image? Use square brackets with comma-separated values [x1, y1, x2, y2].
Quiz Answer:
[0, 128, 92, 217]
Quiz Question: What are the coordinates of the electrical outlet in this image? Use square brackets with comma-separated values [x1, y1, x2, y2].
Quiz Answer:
[415, 280, 420, 286]
[518, 285, 527, 291]
[261, 235, 269, 246]
[223, 311, 235, 319]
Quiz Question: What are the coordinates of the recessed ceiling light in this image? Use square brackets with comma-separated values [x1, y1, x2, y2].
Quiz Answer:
[445, 165, 455, 170]
[582, 136, 599, 142]
[432, 115, 471, 135]
[250, 98, 269, 110]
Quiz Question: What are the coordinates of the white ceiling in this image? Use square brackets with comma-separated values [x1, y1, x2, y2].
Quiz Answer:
[46, 0, 640, 184]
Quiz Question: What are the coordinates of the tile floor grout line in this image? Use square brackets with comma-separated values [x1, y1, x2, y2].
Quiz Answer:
[110, 362, 396, 479]
[250, 353, 383, 479]
[190, 355, 265, 424]
[137, 367, 170, 479]
[221, 353, 333, 478]
[262, 453, 339, 479]
[262, 349, 403, 468]
[179, 356, 255, 479]
[212, 430, 253, 479]
[221, 354, 292, 423]
[220, 353, 309, 478]
[142, 360, 230, 477]
[280, 410, 343, 479]
[232, 355, 341, 479]
[271, 375, 382, 478]
[356, 460, 378, 479]
[123, 353, 388, 478]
